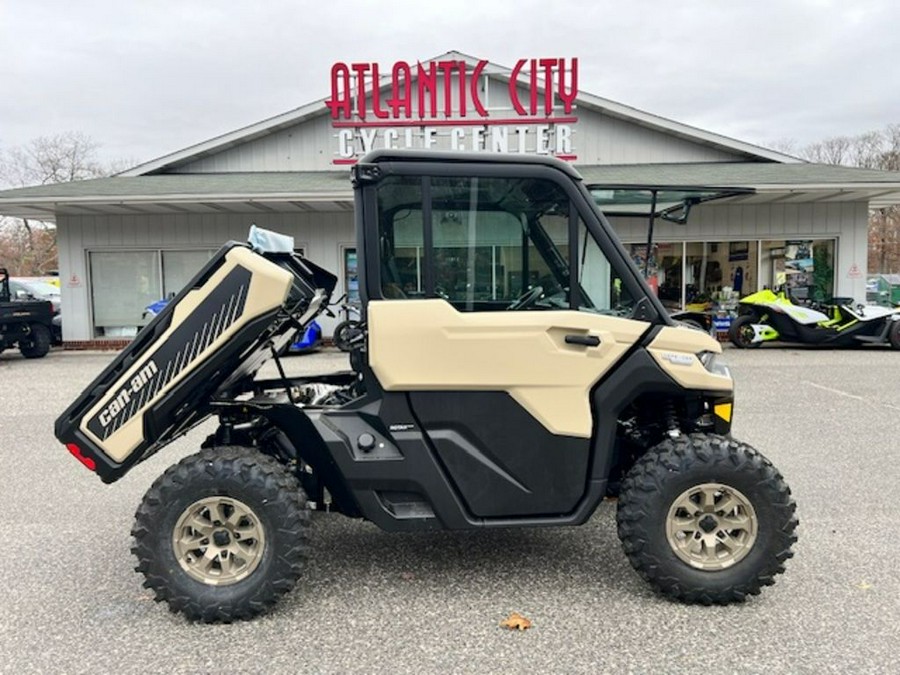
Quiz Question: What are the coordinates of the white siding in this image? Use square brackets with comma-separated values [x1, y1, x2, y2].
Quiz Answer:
[58, 200, 869, 341]
[175, 76, 746, 173]
[58, 211, 354, 341]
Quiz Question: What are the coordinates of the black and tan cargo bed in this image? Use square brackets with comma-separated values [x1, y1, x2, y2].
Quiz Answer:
[54, 242, 336, 482]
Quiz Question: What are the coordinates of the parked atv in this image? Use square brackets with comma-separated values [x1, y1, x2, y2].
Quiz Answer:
[55, 152, 797, 622]
[730, 288, 900, 349]
[1, 268, 54, 359]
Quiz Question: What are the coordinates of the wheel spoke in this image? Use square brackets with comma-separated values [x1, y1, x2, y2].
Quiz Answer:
[716, 493, 739, 515]
[720, 513, 751, 532]
[184, 512, 214, 536]
[700, 486, 718, 510]
[674, 494, 700, 517]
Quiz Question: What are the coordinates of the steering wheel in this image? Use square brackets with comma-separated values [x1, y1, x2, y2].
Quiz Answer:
[507, 285, 544, 311]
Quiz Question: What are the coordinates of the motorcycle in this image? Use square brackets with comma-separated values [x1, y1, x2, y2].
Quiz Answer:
[729, 288, 900, 349]
[143, 297, 323, 354]
[331, 300, 364, 352]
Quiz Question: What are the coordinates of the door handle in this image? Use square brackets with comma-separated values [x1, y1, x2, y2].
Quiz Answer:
[565, 334, 601, 347]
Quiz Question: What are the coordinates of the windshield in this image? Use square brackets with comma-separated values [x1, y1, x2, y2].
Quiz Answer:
[18, 280, 60, 296]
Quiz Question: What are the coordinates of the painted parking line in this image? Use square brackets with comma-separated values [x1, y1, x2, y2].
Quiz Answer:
[804, 380, 900, 411]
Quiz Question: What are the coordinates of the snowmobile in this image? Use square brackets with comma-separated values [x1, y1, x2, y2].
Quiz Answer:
[729, 288, 900, 349]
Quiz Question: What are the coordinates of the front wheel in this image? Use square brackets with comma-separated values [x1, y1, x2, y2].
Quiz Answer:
[729, 314, 762, 349]
[19, 323, 51, 358]
[131, 446, 310, 622]
[616, 434, 797, 604]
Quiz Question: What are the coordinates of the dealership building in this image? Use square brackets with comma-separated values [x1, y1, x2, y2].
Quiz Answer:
[3, 51, 900, 345]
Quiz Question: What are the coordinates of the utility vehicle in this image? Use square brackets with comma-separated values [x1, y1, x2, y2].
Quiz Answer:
[55, 151, 797, 621]
[1, 268, 54, 358]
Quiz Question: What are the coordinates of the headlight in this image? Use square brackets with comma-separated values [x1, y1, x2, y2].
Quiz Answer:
[699, 351, 731, 378]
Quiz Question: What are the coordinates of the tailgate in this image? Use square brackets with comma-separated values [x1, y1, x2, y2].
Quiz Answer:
[55, 242, 336, 483]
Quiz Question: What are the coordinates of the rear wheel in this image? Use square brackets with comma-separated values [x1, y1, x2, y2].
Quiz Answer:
[616, 434, 797, 604]
[889, 321, 900, 350]
[729, 315, 761, 349]
[332, 319, 363, 352]
[19, 323, 51, 358]
[132, 446, 310, 622]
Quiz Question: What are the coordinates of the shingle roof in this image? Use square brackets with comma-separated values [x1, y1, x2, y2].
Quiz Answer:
[0, 171, 351, 200]
[2, 162, 900, 219]
[576, 162, 900, 187]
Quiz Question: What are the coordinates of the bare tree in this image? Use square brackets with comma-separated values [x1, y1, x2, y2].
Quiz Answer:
[0, 132, 121, 275]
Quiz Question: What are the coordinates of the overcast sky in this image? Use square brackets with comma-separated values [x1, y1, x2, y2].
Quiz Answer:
[2, 0, 899, 167]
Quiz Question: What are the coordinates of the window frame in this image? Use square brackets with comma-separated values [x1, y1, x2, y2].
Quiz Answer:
[363, 161, 661, 321]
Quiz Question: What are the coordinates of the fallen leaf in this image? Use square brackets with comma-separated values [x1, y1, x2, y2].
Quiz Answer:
[856, 581, 873, 591]
[500, 612, 532, 631]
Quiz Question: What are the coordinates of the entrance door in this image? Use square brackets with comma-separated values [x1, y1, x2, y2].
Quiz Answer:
[366, 171, 653, 518]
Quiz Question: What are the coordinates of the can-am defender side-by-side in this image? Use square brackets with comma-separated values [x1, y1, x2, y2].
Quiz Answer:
[55, 152, 797, 622]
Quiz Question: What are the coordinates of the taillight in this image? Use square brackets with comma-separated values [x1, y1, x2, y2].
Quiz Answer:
[66, 443, 97, 472]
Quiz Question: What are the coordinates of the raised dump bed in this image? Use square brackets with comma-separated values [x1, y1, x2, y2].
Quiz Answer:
[54, 242, 336, 482]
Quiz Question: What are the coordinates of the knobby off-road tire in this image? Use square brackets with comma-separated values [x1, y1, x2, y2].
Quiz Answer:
[132, 446, 310, 622]
[728, 314, 761, 349]
[19, 323, 51, 358]
[616, 434, 797, 605]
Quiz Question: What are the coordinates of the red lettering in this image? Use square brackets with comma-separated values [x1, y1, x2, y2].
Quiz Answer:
[457, 60, 467, 117]
[529, 59, 538, 115]
[539, 58, 557, 115]
[351, 63, 370, 120]
[508, 59, 527, 115]
[558, 58, 578, 114]
[370, 63, 389, 119]
[437, 60, 455, 117]
[470, 60, 487, 116]
[417, 62, 437, 118]
[326, 62, 352, 120]
[388, 61, 412, 118]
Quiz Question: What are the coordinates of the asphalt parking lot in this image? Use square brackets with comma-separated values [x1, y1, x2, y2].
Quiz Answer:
[1, 345, 899, 674]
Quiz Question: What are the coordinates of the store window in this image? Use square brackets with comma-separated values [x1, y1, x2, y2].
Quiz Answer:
[90, 248, 215, 338]
[761, 239, 835, 302]
[162, 250, 213, 298]
[343, 247, 359, 305]
[90, 251, 161, 338]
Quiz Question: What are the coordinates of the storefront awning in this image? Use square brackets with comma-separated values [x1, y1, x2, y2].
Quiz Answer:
[2, 161, 900, 221]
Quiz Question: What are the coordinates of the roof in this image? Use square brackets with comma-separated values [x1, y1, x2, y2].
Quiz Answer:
[121, 51, 798, 176]
[3, 161, 900, 219]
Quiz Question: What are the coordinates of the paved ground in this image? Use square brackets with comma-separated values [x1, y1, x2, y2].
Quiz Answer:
[1, 345, 898, 674]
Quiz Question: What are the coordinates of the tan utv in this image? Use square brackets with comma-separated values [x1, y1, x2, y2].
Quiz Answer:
[55, 151, 797, 622]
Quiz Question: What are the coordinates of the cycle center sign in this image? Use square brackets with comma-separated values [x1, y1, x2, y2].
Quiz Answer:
[325, 57, 579, 164]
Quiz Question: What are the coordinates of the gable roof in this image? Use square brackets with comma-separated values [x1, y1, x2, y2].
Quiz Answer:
[122, 51, 798, 176]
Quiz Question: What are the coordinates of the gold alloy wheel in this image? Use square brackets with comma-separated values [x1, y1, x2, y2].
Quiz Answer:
[173, 496, 267, 586]
[666, 483, 758, 571]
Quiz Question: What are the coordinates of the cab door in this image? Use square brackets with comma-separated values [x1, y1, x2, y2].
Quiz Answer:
[362, 167, 655, 518]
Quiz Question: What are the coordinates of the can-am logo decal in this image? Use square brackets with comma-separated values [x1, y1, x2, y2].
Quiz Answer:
[85, 265, 252, 442]
[98, 361, 159, 428]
